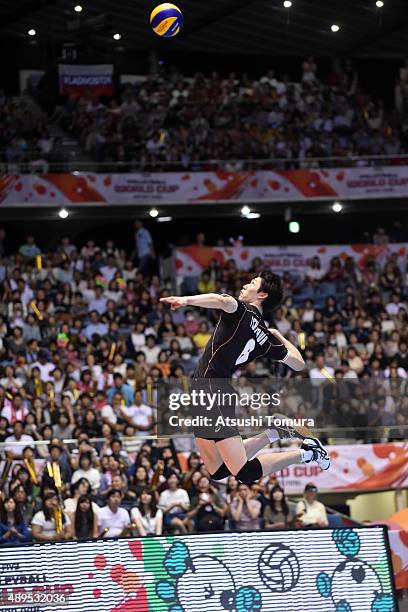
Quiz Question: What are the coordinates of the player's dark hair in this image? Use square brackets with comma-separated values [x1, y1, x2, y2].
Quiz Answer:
[258, 270, 283, 313]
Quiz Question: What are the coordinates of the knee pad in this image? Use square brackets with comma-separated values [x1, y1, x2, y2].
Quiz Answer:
[209, 463, 231, 481]
[236, 458, 263, 485]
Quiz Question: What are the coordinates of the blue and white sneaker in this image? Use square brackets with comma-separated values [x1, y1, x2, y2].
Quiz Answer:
[301, 437, 331, 471]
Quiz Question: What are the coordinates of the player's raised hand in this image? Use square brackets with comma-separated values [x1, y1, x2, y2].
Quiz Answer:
[160, 296, 188, 310]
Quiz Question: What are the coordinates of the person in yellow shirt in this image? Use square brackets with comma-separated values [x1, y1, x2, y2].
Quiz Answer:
[193, 322, 212, 351]
[197, 272, 216, 294]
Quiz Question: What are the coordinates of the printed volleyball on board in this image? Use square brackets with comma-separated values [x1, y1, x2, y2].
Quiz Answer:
[150, 3, 184, 37]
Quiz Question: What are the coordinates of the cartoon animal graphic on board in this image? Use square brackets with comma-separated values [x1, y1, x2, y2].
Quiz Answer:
[316, 529, 395, 611]
[155, 540, 262, 611]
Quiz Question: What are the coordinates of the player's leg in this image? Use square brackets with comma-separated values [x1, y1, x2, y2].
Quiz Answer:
[195, 437, 231, 480]
[199, 426, 306, 481]
[243, 431, 271, 460]
[216, 436, 301, 477]
[243, 413, 311, 460]
[215, 435, 330, 485]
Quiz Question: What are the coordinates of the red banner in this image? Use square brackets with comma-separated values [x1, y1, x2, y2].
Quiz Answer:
[2, 166, 408, 205]
[175, 244, 408, 280]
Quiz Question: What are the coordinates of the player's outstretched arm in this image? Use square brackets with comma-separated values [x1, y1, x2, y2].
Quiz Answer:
[160, 293, 238, 312]
[269, 328, 305, 371]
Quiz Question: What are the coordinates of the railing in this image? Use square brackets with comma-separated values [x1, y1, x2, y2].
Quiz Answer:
[0, 425, 406, 450]
[1, 154, 408, 174]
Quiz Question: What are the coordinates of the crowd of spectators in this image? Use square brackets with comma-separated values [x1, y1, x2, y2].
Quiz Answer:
[0, 224, 406, 543]
[0, 92, 67, 174]
[53, 58, 408, 170]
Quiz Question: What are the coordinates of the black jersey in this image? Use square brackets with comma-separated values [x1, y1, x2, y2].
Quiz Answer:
[194, 298, 289, 379]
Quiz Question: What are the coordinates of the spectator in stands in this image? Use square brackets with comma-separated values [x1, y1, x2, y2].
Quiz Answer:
[107, 373, 134, 406]
[186, 476, 225, 533]
[19, 235, 41, 258]
[64, 478, 99, 519]
[296, 484, 328, 528]
[306, 257, 326, 285]
[229, 483, 261, 531]
[73, 495, 98, 539]
[0, 497, 31, 544]
[263, 484, 293, 529]
[158, 473, 190, 534]
[197, 271, 216, 294]
[120, 391, 154, 436]
[373, 227, 390, 245]
[193, 322, 211, 351]
[31, 492, 71, 541]
[97, 489, 130, 538]
[386, 292, 407, 316]
[4, 421, 34, 459]
[71, 453, 101, 494]
[131, 488, 163, 536]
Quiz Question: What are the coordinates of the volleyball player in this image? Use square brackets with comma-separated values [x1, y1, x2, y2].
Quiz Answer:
[160, 271, 330, 486]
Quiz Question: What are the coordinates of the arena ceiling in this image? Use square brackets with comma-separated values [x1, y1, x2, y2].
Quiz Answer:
[1, 0, 408, 57]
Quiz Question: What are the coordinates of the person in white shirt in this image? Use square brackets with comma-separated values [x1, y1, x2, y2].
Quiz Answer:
[31, 351, 55, 382]
[296, 483, 328, 528]
[71, 453, 101, 493]
[64, 477, 100, 519]
[274, 308, 291, 336]
[88, 286, 108, 315]
[306, 257, 326, 283]
[1, 395, 29, 425]
[131, 322, 147, 352]
[309, 354, 335, 410]
[158, 473, 190, 533]
[100, 256, 118, 284]
[386, 293, 407, 316]
[301, 300, 315, 325]
[119, 391, 154, 436]
[97, 490, 130, 538]
[101, 399, 118, 426]
[60, 237, 77, 257]
[131, 488, 163, 536]
[4, 421, 34, 459]
[141, 335, 161, 365]
[309, 355, 335, 382]
[32, 492, 72, 542]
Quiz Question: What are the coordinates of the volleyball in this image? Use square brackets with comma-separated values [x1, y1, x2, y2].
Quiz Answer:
[150, 3, 184, 38]
[258, 544, 300, 593]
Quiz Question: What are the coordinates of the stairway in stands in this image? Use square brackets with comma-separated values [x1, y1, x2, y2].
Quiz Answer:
[22, 94, 96, 172]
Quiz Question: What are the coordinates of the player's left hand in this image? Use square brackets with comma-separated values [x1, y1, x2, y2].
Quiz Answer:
[160, 296, 188, 310]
